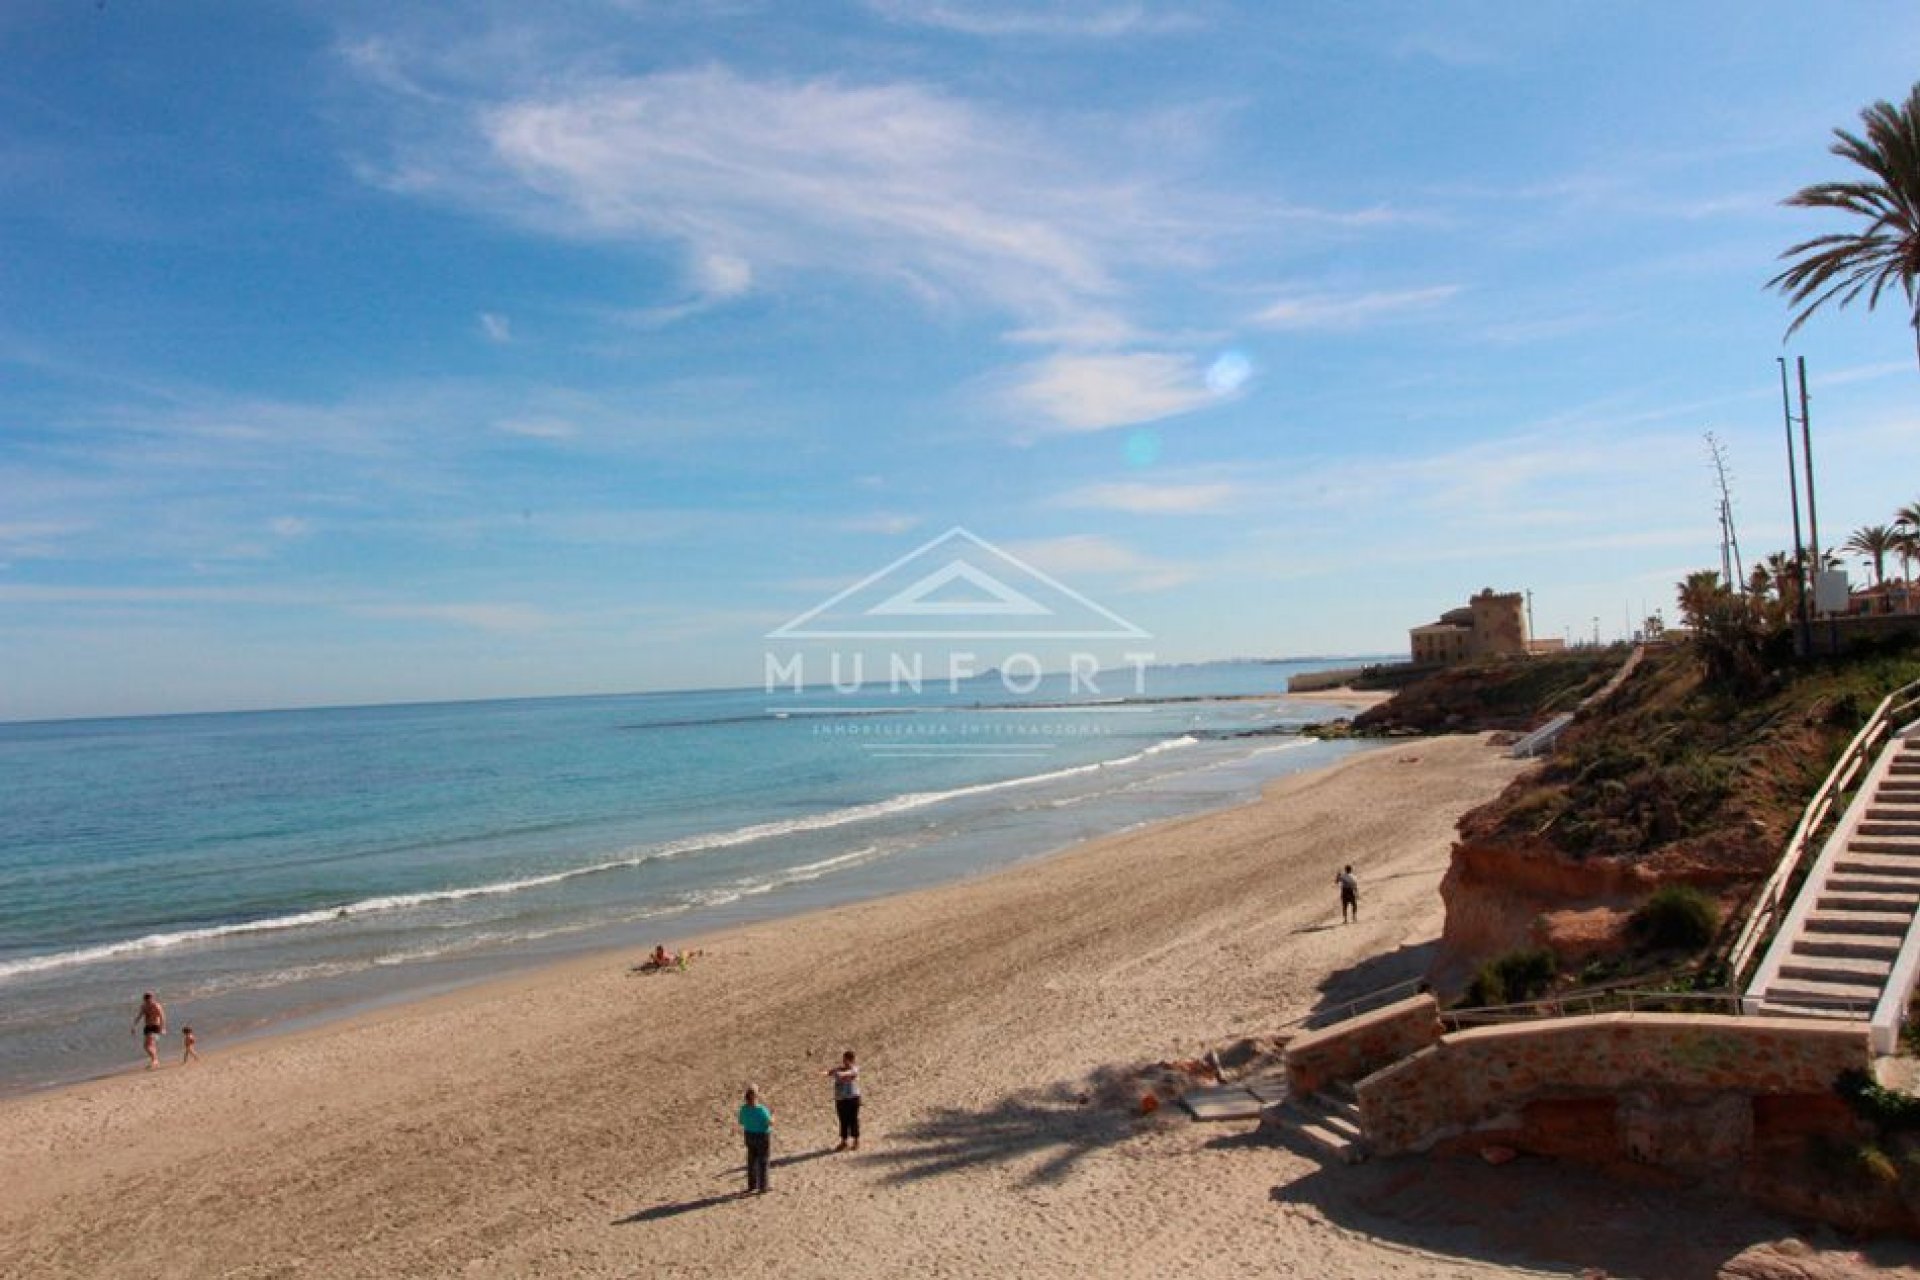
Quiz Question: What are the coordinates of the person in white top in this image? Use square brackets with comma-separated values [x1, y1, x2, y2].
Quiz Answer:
[826, 1049, 861, 1151]
[1336, 865, 1359, 923]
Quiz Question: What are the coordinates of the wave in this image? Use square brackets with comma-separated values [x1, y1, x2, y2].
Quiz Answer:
[0, 736, 1201, 983]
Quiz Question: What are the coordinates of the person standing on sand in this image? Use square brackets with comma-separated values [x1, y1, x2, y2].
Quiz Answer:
[181, 1026, 198, 1065]
[739, 1086, 772, 1194]
[131, 992, 165, 1069]
[1336, 865, 1359, 923]
[826, 1049, 861, 1151]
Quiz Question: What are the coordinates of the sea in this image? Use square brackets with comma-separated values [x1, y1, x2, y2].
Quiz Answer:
[0, 660, 1381, 1096]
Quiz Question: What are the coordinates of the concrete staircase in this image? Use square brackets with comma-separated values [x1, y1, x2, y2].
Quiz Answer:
[1744, 732, 1920, 1044]
[1261, 1081, 1368, 1164]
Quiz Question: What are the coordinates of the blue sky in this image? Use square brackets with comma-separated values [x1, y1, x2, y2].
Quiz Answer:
[4, 1, 1919, 719]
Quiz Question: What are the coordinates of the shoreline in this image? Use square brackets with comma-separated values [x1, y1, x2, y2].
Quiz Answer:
[0, 706, 1382, 1097]
[9, 733, 1881, 1278]
[5, 732, 1376, 1107]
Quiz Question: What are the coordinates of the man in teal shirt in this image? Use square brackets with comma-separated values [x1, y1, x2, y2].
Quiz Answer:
[738, 1086, 772, 1194]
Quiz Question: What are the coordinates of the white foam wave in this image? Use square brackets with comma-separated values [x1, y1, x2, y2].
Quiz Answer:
[0, 736, 1200, 984]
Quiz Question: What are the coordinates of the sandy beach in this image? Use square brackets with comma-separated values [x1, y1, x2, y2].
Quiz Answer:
[4, 734, 1912, 1280]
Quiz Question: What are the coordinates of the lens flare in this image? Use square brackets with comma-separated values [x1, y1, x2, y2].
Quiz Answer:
[1124, 429, 1162, 468]
[1205, 349, 1252, 396]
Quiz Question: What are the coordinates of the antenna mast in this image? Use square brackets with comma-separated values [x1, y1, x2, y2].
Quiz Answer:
[1706, 431, 1745, 593]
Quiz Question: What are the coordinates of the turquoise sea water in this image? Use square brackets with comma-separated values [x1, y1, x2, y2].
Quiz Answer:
[0, 661, 1376, 1094]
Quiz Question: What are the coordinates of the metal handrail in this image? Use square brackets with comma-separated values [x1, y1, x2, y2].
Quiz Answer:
[1725, 676, 1920, 984]
[1437, 981, 1741, 1031]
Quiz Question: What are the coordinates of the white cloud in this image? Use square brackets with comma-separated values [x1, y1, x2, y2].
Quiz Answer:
[1004, 351, 1221, 433]
[469, 68, 1119, 326]
[269, 516, 312, 538]
[351, 602, 554, 632]
[479, 311, 513, 343]
[1252, 285, 1461, 331]
[494, 416, 578, 440]
[1054, 481, 1240, 514]
[838, 513, 923, 535]
[863, 0, 1196, 37]
[1004, 534, 1191, 590]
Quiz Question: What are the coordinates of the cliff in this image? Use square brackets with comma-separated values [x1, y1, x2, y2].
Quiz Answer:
[1416, 641, 1920, 987]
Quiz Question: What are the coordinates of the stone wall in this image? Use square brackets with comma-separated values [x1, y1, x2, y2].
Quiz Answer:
[1283, 994, 1440, 1097]
[1357, 1012, 1870, 1160]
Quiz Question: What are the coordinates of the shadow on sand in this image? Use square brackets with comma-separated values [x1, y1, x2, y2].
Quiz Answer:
[616, 1149, 836, 1223]
[1229, 1123, 1920, 1279]
[1305, 940, 1437, 1024]
[869, 1073, 1150, 1188]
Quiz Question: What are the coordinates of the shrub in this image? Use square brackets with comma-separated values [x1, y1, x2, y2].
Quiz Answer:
[1837, 1067, 1920, 1132]
[1465, 947, 1558, 1006]
[1628, 886, 1719, 951]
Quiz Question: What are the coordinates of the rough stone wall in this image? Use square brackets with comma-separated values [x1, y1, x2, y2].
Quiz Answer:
[1468, 590, 1528, 658]
[1283, 995, 1440, 1097]
[1357, 1013, 1869, 1158]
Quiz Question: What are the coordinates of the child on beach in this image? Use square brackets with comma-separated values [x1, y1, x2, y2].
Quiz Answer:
[738, 1086, 773, 1194]
[181, 1027, 198, 1064]
[826, 1050, 861, 1151]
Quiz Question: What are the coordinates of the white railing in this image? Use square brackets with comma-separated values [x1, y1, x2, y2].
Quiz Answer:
[1510, 713, 1574, 759]
[1509, 645, 1645, 760]
[1727, 678, 1920, 986]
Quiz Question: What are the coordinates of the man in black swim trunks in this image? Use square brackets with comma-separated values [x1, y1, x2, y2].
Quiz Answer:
[132, 992, 165, 1070]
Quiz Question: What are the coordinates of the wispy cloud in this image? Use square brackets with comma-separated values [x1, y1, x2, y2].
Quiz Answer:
[1003, 351, 1225, 433]
[1252, 285, 1460, 331]
[1053, 480, 1240, 514]
[478, 311, 513, 343]
[863, 0, 1198, 37]
[1004, 533, 1190, 590]
[351, 601, 554, 632]
[837, 513, 923, 535]
[493, 416, 578, 440]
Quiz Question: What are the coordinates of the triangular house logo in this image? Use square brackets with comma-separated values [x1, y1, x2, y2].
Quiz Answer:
[769, 527, 1149, 640]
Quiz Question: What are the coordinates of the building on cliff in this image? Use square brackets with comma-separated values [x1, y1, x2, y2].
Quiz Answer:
[1409, 588, 1564, 665]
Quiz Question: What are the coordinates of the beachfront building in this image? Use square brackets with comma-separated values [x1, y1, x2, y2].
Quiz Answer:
[1408, 588, 1533, 665]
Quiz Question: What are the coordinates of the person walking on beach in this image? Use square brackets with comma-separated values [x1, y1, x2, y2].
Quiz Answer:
[739, 1086, 773, 1194]
[826, 1049, 861, 1152]
[131, 992, 166, 1069]
[181, 1026, 199, 1065]
[1336, 865, 1359, 923]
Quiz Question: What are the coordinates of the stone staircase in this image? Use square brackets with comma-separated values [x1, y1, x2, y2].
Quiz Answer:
[1745, 732, 1920, 1039]
[1261, 1080, 1368, 1164]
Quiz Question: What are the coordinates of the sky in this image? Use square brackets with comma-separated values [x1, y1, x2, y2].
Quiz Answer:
[3, 1, 1919, 720]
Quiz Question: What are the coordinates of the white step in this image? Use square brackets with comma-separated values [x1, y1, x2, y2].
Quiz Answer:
[1836, 852, 1920, 877]
[1781, 955, 1889, 990]
[1805, 908, 1914, 936]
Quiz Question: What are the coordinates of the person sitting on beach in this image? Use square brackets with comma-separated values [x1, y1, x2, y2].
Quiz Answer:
[649, 944, 671, 970]
[131, 992, 165, 1069]
[1335, 865, 1359, 923]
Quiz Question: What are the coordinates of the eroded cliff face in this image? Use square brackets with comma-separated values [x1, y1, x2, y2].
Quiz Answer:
[1435, 818, 1775, 987]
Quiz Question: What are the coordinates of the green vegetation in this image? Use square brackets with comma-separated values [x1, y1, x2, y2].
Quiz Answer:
[1627, 886, 1719, 951]
[1464, 947, 1557, 1006]
[1768, 81, 1920, 368]
[1838, 1067, 1920, 1133]
[1459, 640, 1920, 870]
[1350, 650, 1620, 736]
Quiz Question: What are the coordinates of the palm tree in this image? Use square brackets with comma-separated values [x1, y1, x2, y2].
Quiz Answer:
[1897, 500, 1920, 582]
[1768, 84, 1920, 367]
[1845, 524, 1900, 585]
[1676, 569, 1727, 629]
